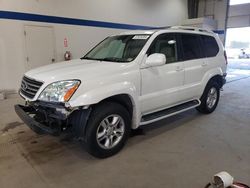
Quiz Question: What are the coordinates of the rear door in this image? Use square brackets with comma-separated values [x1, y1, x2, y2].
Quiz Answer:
[179, 33, 206, 100]
[200, 35, 220, 72]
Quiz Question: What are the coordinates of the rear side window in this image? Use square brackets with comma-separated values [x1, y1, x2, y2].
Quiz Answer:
[180, 34, 203, 61]
[201, 35, 219, 57]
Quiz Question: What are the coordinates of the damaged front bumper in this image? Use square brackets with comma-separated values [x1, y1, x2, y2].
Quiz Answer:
[15, 104, 61, 135]
[14, 101, 91, 137]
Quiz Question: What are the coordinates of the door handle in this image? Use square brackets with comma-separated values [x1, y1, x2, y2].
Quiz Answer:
[202, 62, 208, 67]
[176, 66, 183, 72]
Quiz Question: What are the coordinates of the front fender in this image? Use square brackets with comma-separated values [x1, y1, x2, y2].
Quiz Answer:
[69, 82, 137, 107]
[69, 82, 141, 129]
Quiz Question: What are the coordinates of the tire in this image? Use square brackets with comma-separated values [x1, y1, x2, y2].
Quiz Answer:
[84, 102, 131, 158]
[196, 81, 220, 114]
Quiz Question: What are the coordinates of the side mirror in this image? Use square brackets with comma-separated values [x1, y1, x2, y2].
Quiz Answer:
[145, 53, 166, 67]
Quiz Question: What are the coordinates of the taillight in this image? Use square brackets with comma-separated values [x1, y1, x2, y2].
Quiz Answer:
[224, 51, 228, 65]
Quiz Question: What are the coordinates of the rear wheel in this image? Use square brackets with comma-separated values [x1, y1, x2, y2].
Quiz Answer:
[84, 102, 131, 158]
[196, 81, 220, 114]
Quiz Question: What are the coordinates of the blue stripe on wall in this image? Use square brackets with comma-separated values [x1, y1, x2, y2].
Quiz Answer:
[0, 10, 226, 34]
[0, 10, 153, 30]
[213, 30, 225, 35]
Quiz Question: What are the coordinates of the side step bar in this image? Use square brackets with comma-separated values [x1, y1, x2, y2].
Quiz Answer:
[140, 100, 201, 125]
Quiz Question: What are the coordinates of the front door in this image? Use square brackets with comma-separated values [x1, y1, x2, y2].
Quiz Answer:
[24, 25, 56, 70]
[140, 33, 185, 114]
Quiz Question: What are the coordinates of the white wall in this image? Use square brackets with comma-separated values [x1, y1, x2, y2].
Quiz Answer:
[182, 17, 218, 30]
[198, 0, 228, 29]
[198, 0, 229, 42]
[0, 0, 188, 91]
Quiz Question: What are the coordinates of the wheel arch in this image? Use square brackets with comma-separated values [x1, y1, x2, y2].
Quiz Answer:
[200, 67, 225, 97]
[69, 93, 139, 141]
[93, 93, 140, 129]
[200, 74, 223, 97]
[208, 74, 224, 88]
[99, 94, 134, 119]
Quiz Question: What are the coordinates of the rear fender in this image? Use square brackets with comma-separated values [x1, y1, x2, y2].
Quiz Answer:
[200, 67, 223, 94]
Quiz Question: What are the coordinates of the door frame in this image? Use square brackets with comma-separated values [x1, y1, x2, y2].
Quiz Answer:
[139, 33, 185, 114]
[23, 24, 57, 71]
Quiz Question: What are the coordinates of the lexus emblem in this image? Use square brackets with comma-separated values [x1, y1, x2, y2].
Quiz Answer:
[21, 81, 28, 91]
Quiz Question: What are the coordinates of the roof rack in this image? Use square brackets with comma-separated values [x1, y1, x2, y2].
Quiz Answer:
[170, 26, 214, 33]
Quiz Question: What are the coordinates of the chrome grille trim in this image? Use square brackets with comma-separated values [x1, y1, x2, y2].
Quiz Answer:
[20, 76, 43, 99]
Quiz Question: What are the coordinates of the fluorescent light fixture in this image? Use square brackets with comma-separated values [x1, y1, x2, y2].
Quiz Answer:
[230, 0, 250, 5]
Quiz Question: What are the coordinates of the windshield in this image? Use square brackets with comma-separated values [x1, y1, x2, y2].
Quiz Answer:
[82, 35, 150, 62]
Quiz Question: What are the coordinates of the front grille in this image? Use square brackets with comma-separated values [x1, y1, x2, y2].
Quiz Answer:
[20, 76, 43, 99]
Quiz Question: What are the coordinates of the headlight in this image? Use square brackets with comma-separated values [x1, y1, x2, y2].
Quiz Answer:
[38, 80, 80, 102]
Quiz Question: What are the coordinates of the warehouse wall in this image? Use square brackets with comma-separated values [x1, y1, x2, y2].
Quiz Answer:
[0, 0, 188, 91]
[198, 0, 229, 42]
[227, 3, 250, 28]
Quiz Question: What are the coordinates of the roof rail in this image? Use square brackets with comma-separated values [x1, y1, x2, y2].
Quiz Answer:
[170, 26, 214, 33]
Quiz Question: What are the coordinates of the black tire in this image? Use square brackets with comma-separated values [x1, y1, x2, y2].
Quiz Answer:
[196, 81, 220, 114]
[84, 102, 131, 158]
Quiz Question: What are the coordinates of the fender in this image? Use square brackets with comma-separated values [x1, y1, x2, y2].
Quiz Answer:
[200, 67, 224, 95]
[69, 81, 141, 129]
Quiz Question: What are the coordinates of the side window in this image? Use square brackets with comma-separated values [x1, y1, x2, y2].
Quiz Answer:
[147, 34, 178, 64]
[201, 35, 219, 57]
[181, 34, 203, 61]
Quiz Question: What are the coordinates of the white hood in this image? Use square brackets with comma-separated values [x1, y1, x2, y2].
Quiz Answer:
[25, 59, 130, 83]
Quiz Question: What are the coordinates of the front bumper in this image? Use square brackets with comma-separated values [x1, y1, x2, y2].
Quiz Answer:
[15, 102, 92, 139]
[15, 105, 61, 135]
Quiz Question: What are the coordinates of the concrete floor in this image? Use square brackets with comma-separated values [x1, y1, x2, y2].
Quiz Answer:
[227, 59, 250, 82]
[228, 59, 250, 70]
[0, 78, 250, 188]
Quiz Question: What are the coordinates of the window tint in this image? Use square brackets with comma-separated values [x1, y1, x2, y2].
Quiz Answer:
[181, 34, 203, 61]
[148, 34, 178, 63]
[201, 35, 219, 57]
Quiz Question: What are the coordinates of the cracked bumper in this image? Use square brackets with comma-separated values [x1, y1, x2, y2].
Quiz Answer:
[14, 105, 61, 135]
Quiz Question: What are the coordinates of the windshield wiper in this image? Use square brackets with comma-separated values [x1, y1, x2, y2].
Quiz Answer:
[100, 57, 128, 62]
[81, 57, 129, 62]
[81, 57, 98, 60]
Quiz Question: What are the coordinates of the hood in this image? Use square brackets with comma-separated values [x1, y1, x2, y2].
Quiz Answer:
[25, 59, 131, 83]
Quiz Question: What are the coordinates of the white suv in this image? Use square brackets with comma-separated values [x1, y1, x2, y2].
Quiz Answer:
[15, 26, 227, 158]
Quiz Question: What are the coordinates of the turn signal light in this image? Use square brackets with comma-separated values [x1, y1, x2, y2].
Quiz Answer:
[64, 84, 79, 102]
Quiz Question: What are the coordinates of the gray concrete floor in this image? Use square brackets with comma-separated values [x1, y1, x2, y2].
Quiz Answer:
[228, 59, 250, 70]
[227, 59, 250, 83]
[0, 78, 250, 188]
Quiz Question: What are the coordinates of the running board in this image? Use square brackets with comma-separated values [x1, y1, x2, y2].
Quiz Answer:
[140, 100, 201, 125]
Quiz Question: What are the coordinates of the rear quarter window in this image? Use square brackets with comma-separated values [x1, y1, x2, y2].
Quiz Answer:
[201, 35, 219, 57]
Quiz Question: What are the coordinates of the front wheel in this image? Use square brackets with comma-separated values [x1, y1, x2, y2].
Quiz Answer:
[196, 81, 220, 114]
[84, 102, 131, 158]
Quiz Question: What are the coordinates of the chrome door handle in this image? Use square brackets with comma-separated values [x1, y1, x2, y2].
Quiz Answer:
[202, 62, 208, 67]
[176, 66, 183, 72]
